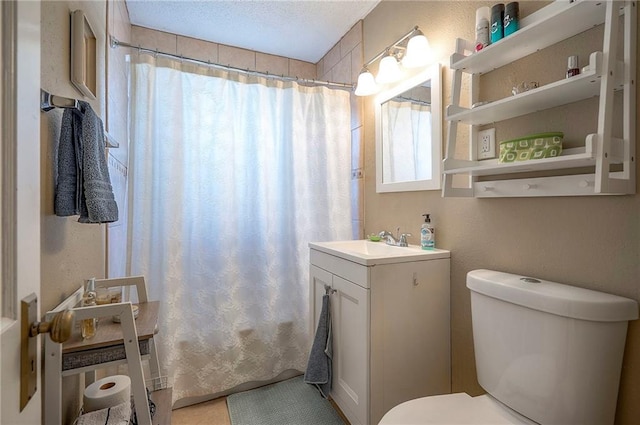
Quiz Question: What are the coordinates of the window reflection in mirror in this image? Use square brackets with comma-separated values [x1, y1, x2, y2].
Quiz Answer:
[375, 64, 441, 192]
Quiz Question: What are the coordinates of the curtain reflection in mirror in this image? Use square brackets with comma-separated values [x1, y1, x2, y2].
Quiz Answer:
[381, 98, 432, 184]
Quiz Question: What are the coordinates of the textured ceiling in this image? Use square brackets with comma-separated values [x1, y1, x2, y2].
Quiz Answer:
[126, 0, 380, 63]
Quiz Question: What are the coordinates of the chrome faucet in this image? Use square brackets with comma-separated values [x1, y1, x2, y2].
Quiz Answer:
[378, 228, 412, 247]
[378, 230, 398, 246]
[398, 233, 411, 247]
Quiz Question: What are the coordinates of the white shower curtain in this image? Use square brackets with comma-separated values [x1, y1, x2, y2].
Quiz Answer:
[127, 54, 353, 403]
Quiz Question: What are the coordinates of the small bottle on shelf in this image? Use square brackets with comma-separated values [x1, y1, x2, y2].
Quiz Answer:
[81, 278, 97, 339]
[566, 55, 580, 78]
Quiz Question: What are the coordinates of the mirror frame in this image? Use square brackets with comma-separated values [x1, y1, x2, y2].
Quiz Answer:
[375, 63, 442, 193]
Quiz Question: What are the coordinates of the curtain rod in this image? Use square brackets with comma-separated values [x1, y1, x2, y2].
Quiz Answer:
[394, 95, 431, 107]
[109, 36, 354, 91]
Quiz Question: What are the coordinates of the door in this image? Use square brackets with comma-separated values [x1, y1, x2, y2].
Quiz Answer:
[309, 264, 370, 425]
[331, 275, 369, 425]
[1, 1, 42, 424]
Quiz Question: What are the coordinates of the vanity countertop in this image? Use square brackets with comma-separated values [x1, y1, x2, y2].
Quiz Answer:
[309, 239, 450, 266]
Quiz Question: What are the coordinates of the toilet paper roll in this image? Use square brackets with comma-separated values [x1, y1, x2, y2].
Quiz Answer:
[83, 375, 131, 413]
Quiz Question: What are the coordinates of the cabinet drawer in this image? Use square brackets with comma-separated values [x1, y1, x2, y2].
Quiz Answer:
[310, 249, 370, 289]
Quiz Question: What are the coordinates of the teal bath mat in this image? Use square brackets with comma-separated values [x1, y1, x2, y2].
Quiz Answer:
[227, 376, 345, 425]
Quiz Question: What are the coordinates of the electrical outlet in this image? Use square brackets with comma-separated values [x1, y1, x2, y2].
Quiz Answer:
[477, 128, 496, 160]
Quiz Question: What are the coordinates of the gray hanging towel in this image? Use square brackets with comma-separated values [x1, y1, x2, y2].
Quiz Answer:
[304, 294, 333, 398]
[54, 107, 82, 217]
[54, 101, 118, 223]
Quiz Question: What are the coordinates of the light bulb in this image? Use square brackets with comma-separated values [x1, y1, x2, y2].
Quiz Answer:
[376, 55, 403, 84]
[402, 33, 431, 68]
[354, 70, 379, 96]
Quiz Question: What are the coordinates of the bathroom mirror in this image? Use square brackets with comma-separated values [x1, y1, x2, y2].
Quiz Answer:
[375, 63, 441, 192]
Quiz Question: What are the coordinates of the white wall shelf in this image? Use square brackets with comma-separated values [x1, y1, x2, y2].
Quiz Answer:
[444, 135, 625, 177]
[450, 0, 608, 74]
[446, 53, 613, 126]
[442, 0, 636, 198]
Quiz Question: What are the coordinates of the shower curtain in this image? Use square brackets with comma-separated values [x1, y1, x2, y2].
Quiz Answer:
[127, 54, 353, 403]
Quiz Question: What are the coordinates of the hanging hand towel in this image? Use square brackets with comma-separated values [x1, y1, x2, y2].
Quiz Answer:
[54, 101, 118, 223]
[54, 107, 82, 216]
[304, 294, 332, 398]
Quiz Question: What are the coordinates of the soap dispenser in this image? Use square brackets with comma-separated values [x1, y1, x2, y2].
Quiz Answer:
[421, 214, 435, 250]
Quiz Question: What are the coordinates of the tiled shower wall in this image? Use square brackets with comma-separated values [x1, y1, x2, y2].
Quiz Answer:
[317, 22, 365, 239]
[106, 0, 132, 278]
[130, 26, 318, 79]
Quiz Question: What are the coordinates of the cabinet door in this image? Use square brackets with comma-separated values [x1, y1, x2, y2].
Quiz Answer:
[331, 275, 370, 425]
[370, 259, 451, 423]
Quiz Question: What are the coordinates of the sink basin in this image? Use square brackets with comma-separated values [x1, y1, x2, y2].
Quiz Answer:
[309, 239, 450, 266]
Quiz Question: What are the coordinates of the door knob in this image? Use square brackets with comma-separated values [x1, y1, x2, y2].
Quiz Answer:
[30, 309, 75, 343]
[21, 294, 75, 411]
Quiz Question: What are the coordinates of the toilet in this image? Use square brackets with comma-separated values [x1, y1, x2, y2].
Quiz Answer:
[379, 269, 638, 425]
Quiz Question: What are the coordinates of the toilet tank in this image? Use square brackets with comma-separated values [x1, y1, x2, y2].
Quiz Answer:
[467, 269, 638, 425]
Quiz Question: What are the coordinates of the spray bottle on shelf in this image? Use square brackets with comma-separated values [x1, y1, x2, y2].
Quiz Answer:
[421, 214, 435, 250]
[474, 6, 490, 52]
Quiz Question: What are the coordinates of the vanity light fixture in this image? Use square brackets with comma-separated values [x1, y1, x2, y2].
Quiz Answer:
[354, 26, 433, 96]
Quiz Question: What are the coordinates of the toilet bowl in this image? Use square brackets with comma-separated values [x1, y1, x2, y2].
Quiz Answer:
[378, 269, 638, 425]
[379, 393, 536, 425]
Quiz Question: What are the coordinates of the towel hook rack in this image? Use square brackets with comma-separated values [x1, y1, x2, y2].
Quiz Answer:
[40, 89, 119, 149]
[40, 89, 78, 112]
[324, 284, 336, 295]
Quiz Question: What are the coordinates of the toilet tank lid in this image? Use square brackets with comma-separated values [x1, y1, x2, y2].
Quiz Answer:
[467, 269, 639, 322]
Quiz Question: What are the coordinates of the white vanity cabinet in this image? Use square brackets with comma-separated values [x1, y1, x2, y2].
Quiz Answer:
[309, 241, 451, 425]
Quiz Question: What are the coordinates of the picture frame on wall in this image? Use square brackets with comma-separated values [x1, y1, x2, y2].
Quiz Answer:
[70, 9, 97, 99]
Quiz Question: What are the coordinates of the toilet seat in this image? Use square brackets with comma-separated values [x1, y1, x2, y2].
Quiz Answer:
[378, 393, 537, 425]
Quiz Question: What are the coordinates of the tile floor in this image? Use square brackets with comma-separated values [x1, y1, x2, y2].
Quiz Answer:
[171, 397, 231, 425]
[170, 396, 349, 425]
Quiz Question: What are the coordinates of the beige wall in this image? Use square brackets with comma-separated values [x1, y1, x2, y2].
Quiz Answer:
[362, 1, 640, 423]
[41, 0, 107, 313]
[40, 1, 123, 422]
[40, 1, 107, 421]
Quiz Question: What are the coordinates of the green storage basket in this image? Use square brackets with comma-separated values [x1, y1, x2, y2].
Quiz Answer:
[499, 132, 563, 163]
